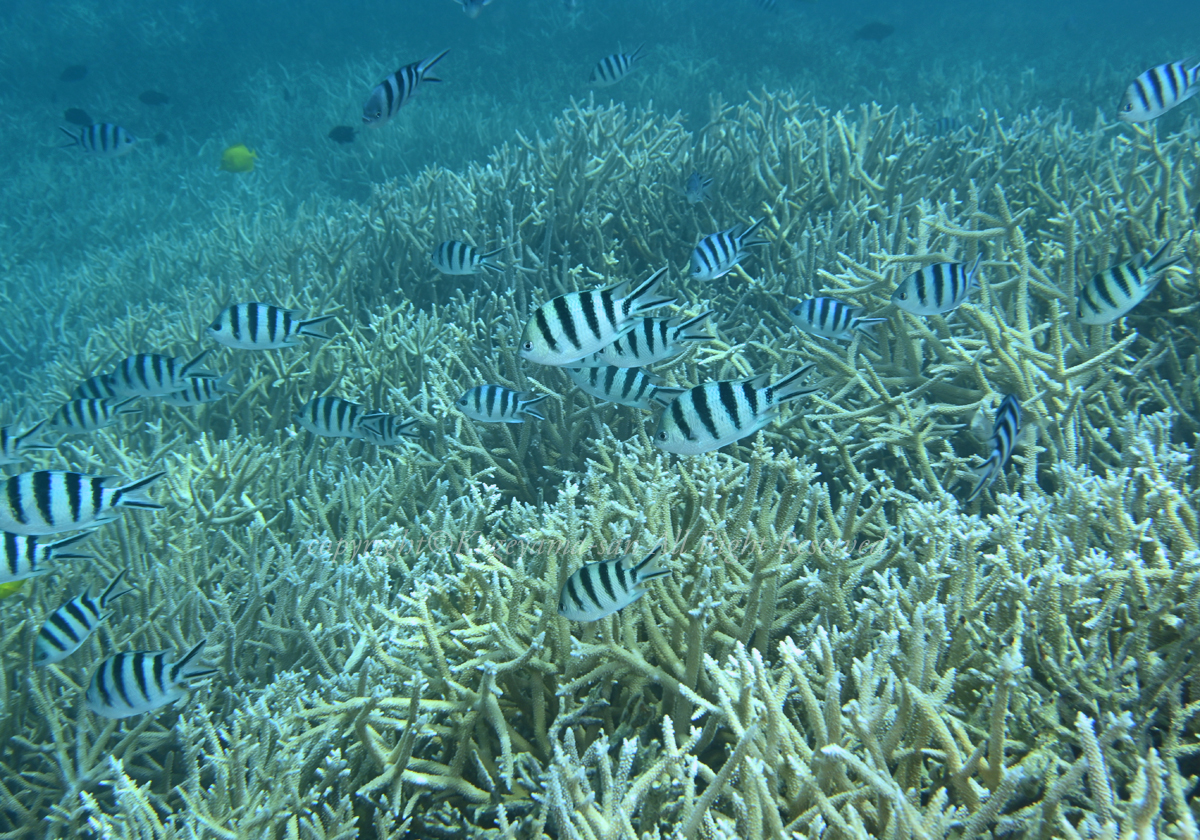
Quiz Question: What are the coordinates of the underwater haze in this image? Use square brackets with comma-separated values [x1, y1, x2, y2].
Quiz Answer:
[1, 0, 1199, 837]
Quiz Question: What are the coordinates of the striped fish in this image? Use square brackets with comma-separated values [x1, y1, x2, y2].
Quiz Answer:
[558, 546, 669, 621]
[653, 364, 818, 455]
[294, 397, 384, 439]
[1, 532, 90, 585]
[577, 311, 715, 368]
[519, 268, 675, 366]
[35, 570, 133, 665]
[566, 366, 684, 410]
[160, 373, 239, 407]
[360, 413, 420, 444]
[789, 297, 887, 342]
[431, 241, 503, 276]
[684, 171, 713, 204]
[0, 471, 165, 536]
[1077, 242, 1182, 325]
[72, 373, 120, 401]
[457, 386, 548, 423]
[690, 219, 768, 281]
[891, 255, 982, 316]
[0, 421, 52, 466]
[58, 123, 139, 158]
[965, 395, 1022, 503]
[1119, 60, 1200, 122]
[207, 303, 334, 349]
[85, 639, 217, 719]
[110, 350, 216, 398]
[590, 44, 645, 86]
[362, 50, 449, 126]
[48, 398, 139, 433]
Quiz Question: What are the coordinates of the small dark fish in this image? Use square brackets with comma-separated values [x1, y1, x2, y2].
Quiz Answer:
[327, 126, 357, 144]
[63, 108, 92, 126]
[154, 132, 169, 147]
[59, 65, 88, 82]
[138, 90, 169, 106]
[854, 22, 894, 41]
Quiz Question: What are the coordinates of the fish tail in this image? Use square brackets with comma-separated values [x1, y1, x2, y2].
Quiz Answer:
[16, 419, 54, 450]
[964, 454, 1000, 503]
[479, 247, 505, 274]
[113, 471, 166, 511]
[57, 127, 79, 148]
[768, 363, 820, 404]
[211, 372, 240, 396]
[297, 315, 336, 341]
[625, 267, 676, 316]
[518, 392, 550, 420]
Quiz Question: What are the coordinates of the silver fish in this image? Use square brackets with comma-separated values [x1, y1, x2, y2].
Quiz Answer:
[35, 570, 133, 665]
[965, 395, 1021, 503]
[566, 366, 683, 410]
[789, 297, 887, 342]
[457, 386, 548, 423]
[1077, 242, 1183, 325]
[111, 350, 216, 398]
[58, 123, 138, 158]
[1119, 60, 1200, 122]
[48, 398, 139, 433]
[160, 373, 239, 407]
[577, 311, 715, 368]
[684, 171, 713, 204]
[891, 255, 982, 316]
[1, 532, 90, 585]
[362, 50, 449, 126]
[590, 45, 645, 86]
[85, 639, 216, 719]
[207, 303, 334, 349]
[558, 546, 668, 621]
[360, 413, 420, 445]
[519, 268, 675, 367]
[294, 397, 383, 439]
[71, 373, 119, 401]
[690, 219, 768, 281]
[0, 471, 164, 536]
[0, 421, 53, 466]
[653, 364, 818, 455]
[431, 241, 503, 276]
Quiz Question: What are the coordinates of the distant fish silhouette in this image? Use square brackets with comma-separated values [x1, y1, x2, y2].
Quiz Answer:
[63, 108, 93, 126]
[138, 90, 170, 106]
[59, 65, 88, 82]
[854, 22, 894, 42]
[327, 126, 357, 144]
[454, 0, 494, 17]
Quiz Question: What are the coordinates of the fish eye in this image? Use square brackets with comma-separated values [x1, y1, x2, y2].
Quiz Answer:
[209, 322, 222, 331]
[522, 341, 533, 351]
[657, 430, 668, 440]
[898, 292, 907, 300]
[457, 397, 468, 405]
[1120, 103, 1132, 111]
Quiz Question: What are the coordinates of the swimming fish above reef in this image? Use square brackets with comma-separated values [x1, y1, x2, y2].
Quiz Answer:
[431, 241, 504, 276]
[295, 397, 384, 440]
[72, 373, 119, 401]
[160, 373, 239, 407]
[1119, 60, 1200, 122]
[35, 570, 133, 665]
[855, 22, 894, 41]
[85, 639, 216, 719]
[577, 311, 715, 368]
[1076, 241, 1183, 325]
[965, 394, 1021, 503]
[48, 397, 140, 433]
[457, 385, 548, 423]
[684, 171, 713, 204]
[0, 421, 52, 466]
[110, 350, 216, 398]
[653, 364, 819, 455]
[690, 219, 769, 282]
[219, 144, 257, 173]
[328, 125, 357, 144]
[590, 45, 645, 86]
[1, 532, 90, 587]
[363, 50, 449, 126]
[0, 471, 164, 536]
[208, 303, 334, 350]
[359, 414, 420, 445]
[454, 0, 494, 18]
[559, 546, 669, 622]
[566, 365, 683, 410]
[62, 107, 92, 126]
[138, 90, 169, 106]
[519, 268, 675, 367]
[59, 124, 139, 158]
[891, 255, 982, 316]
[789, 297, 886, 343]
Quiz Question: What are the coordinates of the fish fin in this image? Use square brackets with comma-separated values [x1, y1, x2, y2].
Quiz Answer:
[520, 408, 546, 421]
[98, 570, 135, 607]
[1143, 240, 1185, 277]
[852, 317, 888, 343]
[965, 254, 984, 289]
[620, 267, 676, 317]
[629, 545, 670, 582]
[181, 349, 217, 380]
[419, 49, 451, 77]
[210, 372, 239, 396]
[57, 127, 79, 148]
[767, 363, 819, 403]
[964, 454, 1000, 503]
[113, 397, 142, 416]
[739, 217, 770, 248]
[297, 314, 335, 340]
[113, 471, 166, 510]
[171, 639, 218, 682]
[674, 310, 716, 340]
[650, 387, 686, 407]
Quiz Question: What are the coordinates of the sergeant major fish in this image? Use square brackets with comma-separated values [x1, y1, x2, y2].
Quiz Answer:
[578, 311, 715, 368]
[0, 421, 52, 466]
[48, 398, 139, 433]
[207, 303, 334, 349]
[1119, 60, 1200, 122]
[965, 394, 1021, 503]
[1077, 241, 1183, 325]
[558, 545, 669, 621]
[110, 350, 216, 398]
[566, 366, 684, 410]
[0, 471, 164, 536]
[1, 532, 90, 586]
[457, 385, 548, 423]
[35, 570, 133, 665]
[789, 297, 887, 343]
[590, 44, 645, 86]
[59, 124, 139, 158]
[431, 241, 504, 276]
[72, 373, 119, 401]
[85, 639, 216, 719]
[360, 413, 420, 444]
[363, 50, 449, 126]
[295, 397, 384, 439]
[161, 373, 238, 407]
[891, 255, 982, 316]
[690, 219, 768, 281]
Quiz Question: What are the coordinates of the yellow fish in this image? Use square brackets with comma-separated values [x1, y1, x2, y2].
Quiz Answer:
[0, 580, 27, 599]
[219, 144, 257, 173]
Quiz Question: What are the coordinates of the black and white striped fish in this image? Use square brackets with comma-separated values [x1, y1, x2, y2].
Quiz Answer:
[431, 241, 504, 276]
[1077, 242, 1183, 325]
[1, 532, 90, 585]
[566, 366, 684, 410]
[690, 219, 768, 281]
[207, 303, 334, 349]
[590, 44, 645, 86]
[48, 398, 139, 433]
[58, 123, 139, 158]
[1119, 60, 1200, 122]
[362, 50, 449, 126]
[653, 364, 818, 455]
[160, 373, 239, 407]
[294, 397, 384, 439]
[558, 546, 669, 621]
[0, 471, 164, 536]
[72, 373, 120, 401]
[519, 268, 675, 366]
[35, 570, 133, 665]
[85, 639, 216, 719]
[0, 421, 52, 466]
[457, 386, 548, 423]
[965, 395, 1021, 503]
[360, 413, 420, 445]
[684, 171, 713, 204]
[110, 351, 216, 398]
[789, 297, 887, 343]
[891, 255, 982, 316]
[577, 311, 715, 368]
